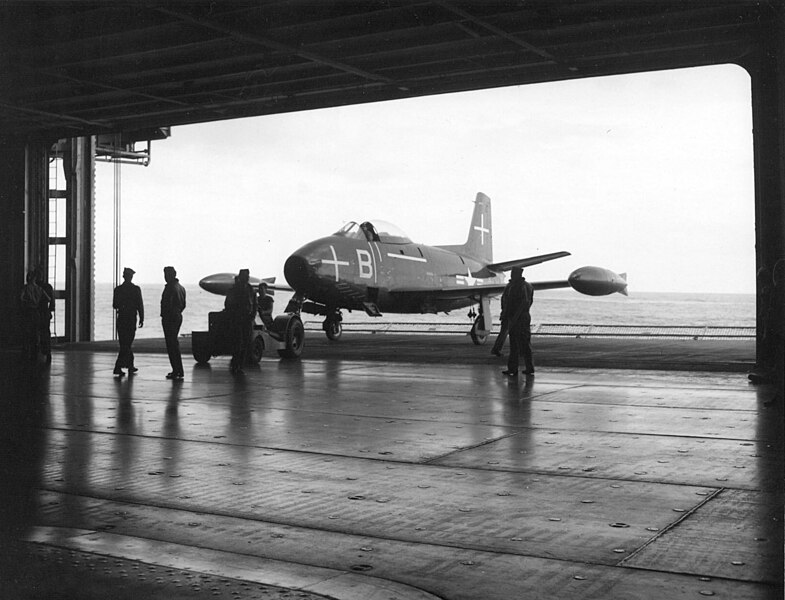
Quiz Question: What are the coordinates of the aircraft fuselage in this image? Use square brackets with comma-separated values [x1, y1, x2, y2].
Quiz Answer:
[284, 235, 504, 315]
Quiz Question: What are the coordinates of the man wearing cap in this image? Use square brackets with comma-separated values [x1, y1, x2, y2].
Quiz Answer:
[113, 267, 144, 376]
[224, 269, 257, 374]
[501, 266, 535, 377]
[36, 266, 55, 364]
[161, 266, 186, 379]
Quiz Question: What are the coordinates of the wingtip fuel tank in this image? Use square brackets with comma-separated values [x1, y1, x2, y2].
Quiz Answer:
[568, 266, 628, 296]
[199, 272, 267, 295]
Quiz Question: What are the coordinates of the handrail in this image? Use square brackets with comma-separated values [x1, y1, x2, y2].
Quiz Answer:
[302, 320, 755, 340]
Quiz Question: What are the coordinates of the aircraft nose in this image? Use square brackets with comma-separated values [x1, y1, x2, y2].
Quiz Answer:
[284, 254, 312, 291]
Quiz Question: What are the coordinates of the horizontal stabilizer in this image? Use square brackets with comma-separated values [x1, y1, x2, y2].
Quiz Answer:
[487, 251, 571, 272]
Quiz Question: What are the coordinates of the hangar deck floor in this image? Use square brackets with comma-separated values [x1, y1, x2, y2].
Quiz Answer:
[0, 335, 782, 600]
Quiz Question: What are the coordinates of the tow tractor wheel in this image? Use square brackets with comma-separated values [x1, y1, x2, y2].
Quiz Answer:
[251, 333, 264, 363]
[193, 348, 211, 364]
[277, 315, 305, 359]
[192, 332, 212, 364]
[470, 316, 488, 345]
[325, 319, 342, 341]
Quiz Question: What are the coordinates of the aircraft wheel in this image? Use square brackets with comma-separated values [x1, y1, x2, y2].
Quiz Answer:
[277, 315, 305, 359]
[325, 319, 342, 341]
[251, 333, 264, 363]
[470, 318, 488, 345]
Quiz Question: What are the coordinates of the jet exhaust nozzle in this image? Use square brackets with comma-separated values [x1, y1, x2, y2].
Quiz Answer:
[568, 266, 628, 296]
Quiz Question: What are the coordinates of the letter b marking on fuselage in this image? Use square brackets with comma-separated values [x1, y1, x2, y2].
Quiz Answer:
[357, 249, 373, 279]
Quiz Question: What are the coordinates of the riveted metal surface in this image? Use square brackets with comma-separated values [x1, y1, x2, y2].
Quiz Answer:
[433, 429, 783, 489]
[25, 526, 438, 600]
[529, 383, 772, 410]
[32, 493, 777, 600]
[622, 489, 784, 583]
[2, 538, 334, 600]
[4, 340, 781, 600]
[40, 428, 725, 565]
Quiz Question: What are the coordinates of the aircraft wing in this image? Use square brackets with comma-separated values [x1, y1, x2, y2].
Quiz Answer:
[389, 279, 572, 301]
[531, 280, 571, 291]
[389, 282, 507, 301]
[486, 251, 571, 272]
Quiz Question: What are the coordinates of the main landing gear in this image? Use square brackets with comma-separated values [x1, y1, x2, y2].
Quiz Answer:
[323, 311, 343, 341]
[467, 298, 491, 345]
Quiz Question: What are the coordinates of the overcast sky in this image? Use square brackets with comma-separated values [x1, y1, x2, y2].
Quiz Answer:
[95, 64, 755, 294]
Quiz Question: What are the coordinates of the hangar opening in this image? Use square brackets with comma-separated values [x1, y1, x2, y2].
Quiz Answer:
[89, 64, 756, 344]
[0, 1, 780, 371]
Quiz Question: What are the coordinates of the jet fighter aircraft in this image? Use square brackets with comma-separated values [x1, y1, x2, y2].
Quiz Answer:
[200, 192, 627, 346]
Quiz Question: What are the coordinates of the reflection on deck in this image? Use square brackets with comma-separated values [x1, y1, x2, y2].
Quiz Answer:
[0, 337, 781, 600]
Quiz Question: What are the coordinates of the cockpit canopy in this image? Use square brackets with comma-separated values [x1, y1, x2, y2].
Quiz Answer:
[334, 220, 412, 244]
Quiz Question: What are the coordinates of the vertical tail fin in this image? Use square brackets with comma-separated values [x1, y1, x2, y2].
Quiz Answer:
[435, 192, 494, 263]
[463, 192, 493, 263]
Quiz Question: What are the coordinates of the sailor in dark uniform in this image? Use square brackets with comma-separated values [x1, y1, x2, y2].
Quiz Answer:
[224, 269, 257, 374]
[161, 266, 186, 379]
[112, 267, 144, 376]
[36, 266, 55, 364]
[501, 267, 535, 377]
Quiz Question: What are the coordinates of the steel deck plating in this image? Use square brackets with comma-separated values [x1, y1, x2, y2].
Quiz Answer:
[0, 335, 781, 600]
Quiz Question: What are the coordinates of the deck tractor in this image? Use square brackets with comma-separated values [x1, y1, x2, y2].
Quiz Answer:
[191, 310, 304, 365]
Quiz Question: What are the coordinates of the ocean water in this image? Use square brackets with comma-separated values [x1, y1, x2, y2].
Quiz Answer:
[85, 283, 755, 341]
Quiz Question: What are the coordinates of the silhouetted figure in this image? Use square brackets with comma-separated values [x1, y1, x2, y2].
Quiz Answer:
[112, 267, 144, 377]
[35, 266, 55, 364]
[257, 282, 274, 329]
[501, 267, 534, 377]
[20, 270, 48, 361]
[770, 259, 784, 402]
[224, 269, 257, 374]
[161, 266, 186, 380]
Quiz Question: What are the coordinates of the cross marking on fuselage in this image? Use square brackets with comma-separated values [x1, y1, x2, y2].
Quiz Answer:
[323, 245, 350, 281]
[473, 213, 489, 245]
[456, 269, 478, 286]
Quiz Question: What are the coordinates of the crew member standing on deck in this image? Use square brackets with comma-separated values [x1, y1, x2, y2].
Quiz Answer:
[501, 267, 535, 377]
[770, 259, 784, 403]
[225, 269, 257, 374]
[36, 266, 55, 364]
[113, 267, 144, 377]
[20, 270, 47, 362]
[161, 266, 186, 380]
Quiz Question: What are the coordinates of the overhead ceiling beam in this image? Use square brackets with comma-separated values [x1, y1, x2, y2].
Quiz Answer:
[154, 6, 395, 85]
[0, 100, 109, 130]
[432, 0, 559, 62]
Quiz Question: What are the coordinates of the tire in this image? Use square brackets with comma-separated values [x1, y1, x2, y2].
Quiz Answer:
[325, 319, 342, 341]
[277, 315, 305, 359]
[192, 332, 212, 364]
[470, 317, 488, 345]
[251, 333, 264, 363]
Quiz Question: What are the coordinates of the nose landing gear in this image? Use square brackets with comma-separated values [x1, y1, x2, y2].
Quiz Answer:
[323, 311, 343, 341]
